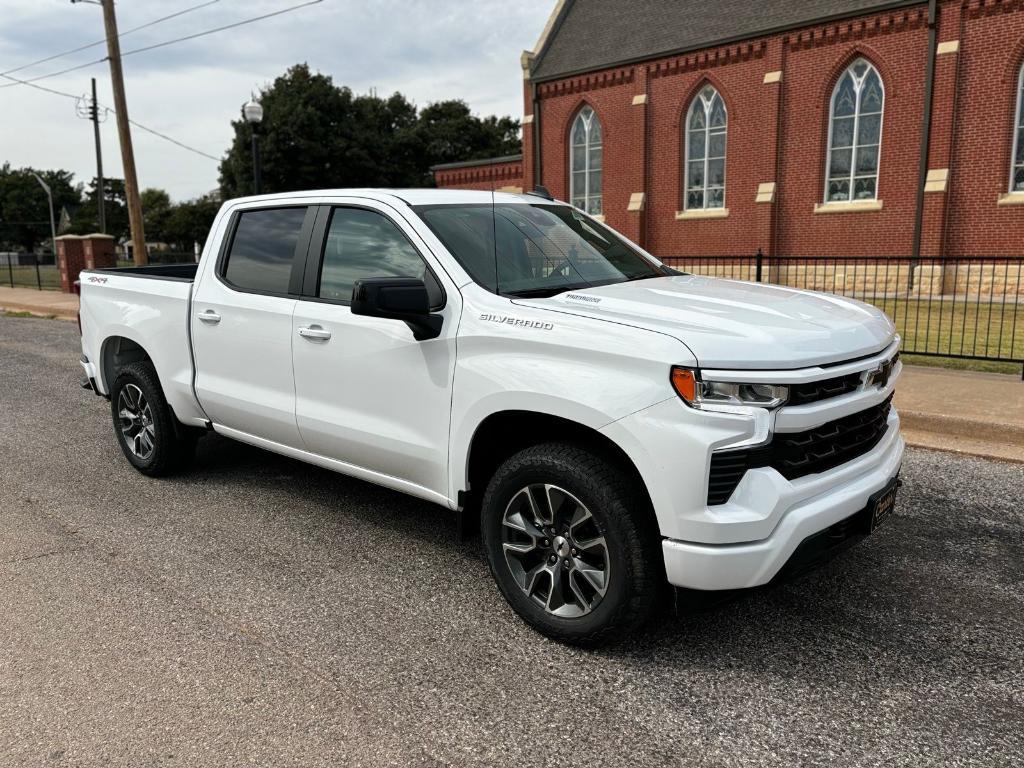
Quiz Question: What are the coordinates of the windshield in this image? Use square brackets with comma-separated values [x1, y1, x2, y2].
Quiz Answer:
[414, 203, 666, 297]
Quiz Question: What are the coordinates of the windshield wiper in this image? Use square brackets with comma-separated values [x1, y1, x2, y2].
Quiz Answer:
[503, 284, 583, 299]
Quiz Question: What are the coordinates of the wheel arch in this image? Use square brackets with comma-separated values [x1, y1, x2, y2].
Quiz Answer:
[100, 334, 154, 394]
[462, 409, 655, 522]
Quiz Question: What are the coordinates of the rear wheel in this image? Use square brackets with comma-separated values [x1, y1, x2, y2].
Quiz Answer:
[110, 361, 197, 477]
[481, 442, 662, 646]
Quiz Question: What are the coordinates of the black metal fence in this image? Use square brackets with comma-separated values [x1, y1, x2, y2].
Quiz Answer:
[662, 254, 1024, 377]
[3, 251, 196, 291]
[5, 247, 1022, 375]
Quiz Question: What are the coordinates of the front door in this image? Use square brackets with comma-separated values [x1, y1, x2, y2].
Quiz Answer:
[291, 202, 459, 498]
[192, 204, 314, 448]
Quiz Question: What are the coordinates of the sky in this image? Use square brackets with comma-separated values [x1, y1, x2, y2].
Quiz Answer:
[0, 0, 552, 201]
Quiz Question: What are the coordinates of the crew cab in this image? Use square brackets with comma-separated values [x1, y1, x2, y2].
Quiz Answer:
[78, 189, 903, 645]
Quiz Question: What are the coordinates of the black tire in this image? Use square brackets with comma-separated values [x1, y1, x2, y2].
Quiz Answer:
[481, 442, 663, 646]
[109, 361, 197, 477]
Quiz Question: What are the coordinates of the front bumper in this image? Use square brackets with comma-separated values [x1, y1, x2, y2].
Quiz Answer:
[661, 425, 904, 590]
[598, 341, 905, 591]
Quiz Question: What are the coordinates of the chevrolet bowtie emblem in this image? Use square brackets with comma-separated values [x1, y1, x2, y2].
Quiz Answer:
[866, 359, 895, 388]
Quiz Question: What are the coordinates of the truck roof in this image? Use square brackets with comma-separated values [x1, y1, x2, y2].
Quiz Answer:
[223, 188, 556, 208]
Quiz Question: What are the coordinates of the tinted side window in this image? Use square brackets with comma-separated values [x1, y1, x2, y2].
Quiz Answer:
[223, 207, 307, 294]
[319, 207, 440, 305]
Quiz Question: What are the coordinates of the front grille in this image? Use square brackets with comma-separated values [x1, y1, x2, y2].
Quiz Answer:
[788, 372, 863, 406]
[706, 395, 893, 505]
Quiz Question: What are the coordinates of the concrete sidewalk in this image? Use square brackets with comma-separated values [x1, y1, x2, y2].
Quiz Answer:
[896, 365, 1024, 463]
[2, 285, 1022, 462]
[0, 286, 78, 320]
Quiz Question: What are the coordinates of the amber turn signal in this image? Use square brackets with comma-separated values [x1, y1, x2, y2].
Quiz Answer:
[670, 367, 697, 404]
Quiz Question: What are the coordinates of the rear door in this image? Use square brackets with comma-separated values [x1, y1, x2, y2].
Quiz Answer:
[291, 200, 460, 498]
[192, 204, 315, 447]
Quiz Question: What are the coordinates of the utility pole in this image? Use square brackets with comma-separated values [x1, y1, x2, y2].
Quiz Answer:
[99, 0, 147, 264]
[77, 78, 107, 232]
[90, 78, 106, 234]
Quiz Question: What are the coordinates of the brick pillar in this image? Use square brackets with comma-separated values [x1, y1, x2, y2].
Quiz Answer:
[55, 235, 86, 293]
[521, 52, 537, 193]
[82, 234, 117, 269]
[757, 38, 785, 259]
[624, 65, 650, 246]
[920, 2, 963, 267]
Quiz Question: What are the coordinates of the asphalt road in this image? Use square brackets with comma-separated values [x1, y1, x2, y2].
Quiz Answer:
[1, 314, 1022, 767]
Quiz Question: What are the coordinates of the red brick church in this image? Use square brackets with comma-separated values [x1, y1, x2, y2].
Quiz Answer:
[432, 0, 1024, 258]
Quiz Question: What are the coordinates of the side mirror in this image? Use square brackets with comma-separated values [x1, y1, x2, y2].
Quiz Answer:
[350, 277, 443, 340]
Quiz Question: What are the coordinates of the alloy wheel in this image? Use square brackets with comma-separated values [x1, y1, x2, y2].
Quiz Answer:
[118, 383, 156, 460]
[501, 484, 610, 618]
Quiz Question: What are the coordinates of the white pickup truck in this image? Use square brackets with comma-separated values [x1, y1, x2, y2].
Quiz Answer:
[79, 188, 903, 645]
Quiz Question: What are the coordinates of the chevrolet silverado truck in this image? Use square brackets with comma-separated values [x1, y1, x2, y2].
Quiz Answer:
[78, 189, 903, 645]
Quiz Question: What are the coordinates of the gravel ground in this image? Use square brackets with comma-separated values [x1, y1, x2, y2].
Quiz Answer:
[1, 315, 1022, 768]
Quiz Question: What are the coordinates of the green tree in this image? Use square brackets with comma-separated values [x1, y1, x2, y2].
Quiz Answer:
[411, 100, 521, 181]
[163, 194, 221, 250]
[218, 64, 521, 196]
[70, 177, 129, 241]
[141, 187, 173, 244]
[0, 164, 80, 251]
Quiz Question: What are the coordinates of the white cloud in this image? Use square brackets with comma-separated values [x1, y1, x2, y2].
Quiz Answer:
[0, 0, 551, 200]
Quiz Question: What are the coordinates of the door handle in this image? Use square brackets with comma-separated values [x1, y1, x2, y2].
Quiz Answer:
[197, 310, 221, 324]
[298, 325, 332, 341]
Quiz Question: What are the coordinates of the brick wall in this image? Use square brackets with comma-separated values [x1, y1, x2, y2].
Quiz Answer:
[437, 0, 1024, 260]
[945, 0, 1024, 255]
[432, 156, 524, 192]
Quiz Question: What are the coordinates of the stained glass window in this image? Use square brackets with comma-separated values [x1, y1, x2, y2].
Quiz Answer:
[684, 86, 727, 209]
[826, 59, 884, 202]
[569, 106, 603, 216]
[1011, 65, 1024, 193]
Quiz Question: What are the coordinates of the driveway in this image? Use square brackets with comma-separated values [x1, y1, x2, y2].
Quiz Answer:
[1, 315, 1022, 767]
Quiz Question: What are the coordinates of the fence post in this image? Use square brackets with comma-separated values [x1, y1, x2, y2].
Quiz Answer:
[755, 248, 763, 283]
[7, 255, 13, 288]
[34, 253, 42, 290]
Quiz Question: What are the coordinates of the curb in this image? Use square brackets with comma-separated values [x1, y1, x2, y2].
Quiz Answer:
[0, 303, 77, 322]
[899, 409, 1024, 449]
[901, 428, 1024, 464]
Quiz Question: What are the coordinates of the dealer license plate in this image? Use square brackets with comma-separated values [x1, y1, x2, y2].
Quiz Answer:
[868, 477, 900, 532]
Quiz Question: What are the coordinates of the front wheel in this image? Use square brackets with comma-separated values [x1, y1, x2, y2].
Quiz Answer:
[110, 361, 197, 477]
[481, 443, 663, 646]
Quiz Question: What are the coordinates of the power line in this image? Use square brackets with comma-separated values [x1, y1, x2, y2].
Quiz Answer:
[123, 114, 221, 162]
[0, 72, 79, 100]
[0, 0, 324, 89]
[121, 0, 323, 57]
[0, 0, 224, 77]
[1, 71, 221, 163]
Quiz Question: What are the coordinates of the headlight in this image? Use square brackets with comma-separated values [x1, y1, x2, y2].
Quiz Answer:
[670, 367, 789, 409]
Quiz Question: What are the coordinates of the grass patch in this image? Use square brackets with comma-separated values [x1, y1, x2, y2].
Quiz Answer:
[2, 264, 61, 290]
[3, 310, 57, 320]
[873, 298, 1023, 368]
[901, 354, 1022, 376]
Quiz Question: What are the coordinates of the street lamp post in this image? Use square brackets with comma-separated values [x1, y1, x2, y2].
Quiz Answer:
[31, 172, 57, 291]
[242, 97, 264, 195]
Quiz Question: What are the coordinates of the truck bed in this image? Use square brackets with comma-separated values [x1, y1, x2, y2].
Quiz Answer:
[91, 263, 198, 281]
[79, 262, 208, 428]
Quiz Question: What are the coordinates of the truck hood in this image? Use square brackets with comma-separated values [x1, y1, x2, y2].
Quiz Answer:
[515, 275, 895, 369]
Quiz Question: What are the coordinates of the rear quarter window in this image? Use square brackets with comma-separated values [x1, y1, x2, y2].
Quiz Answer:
[223, 207, 308, 294]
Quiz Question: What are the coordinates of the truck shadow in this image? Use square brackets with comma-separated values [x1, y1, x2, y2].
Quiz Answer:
[188, 434, 1018, 687]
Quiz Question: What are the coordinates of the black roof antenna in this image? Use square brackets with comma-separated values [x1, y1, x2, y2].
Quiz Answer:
[527, 185, 554, 201]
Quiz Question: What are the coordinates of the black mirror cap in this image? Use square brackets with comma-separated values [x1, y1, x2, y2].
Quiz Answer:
[351, 277, 443, 341]
[353, 276, 430, 314]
